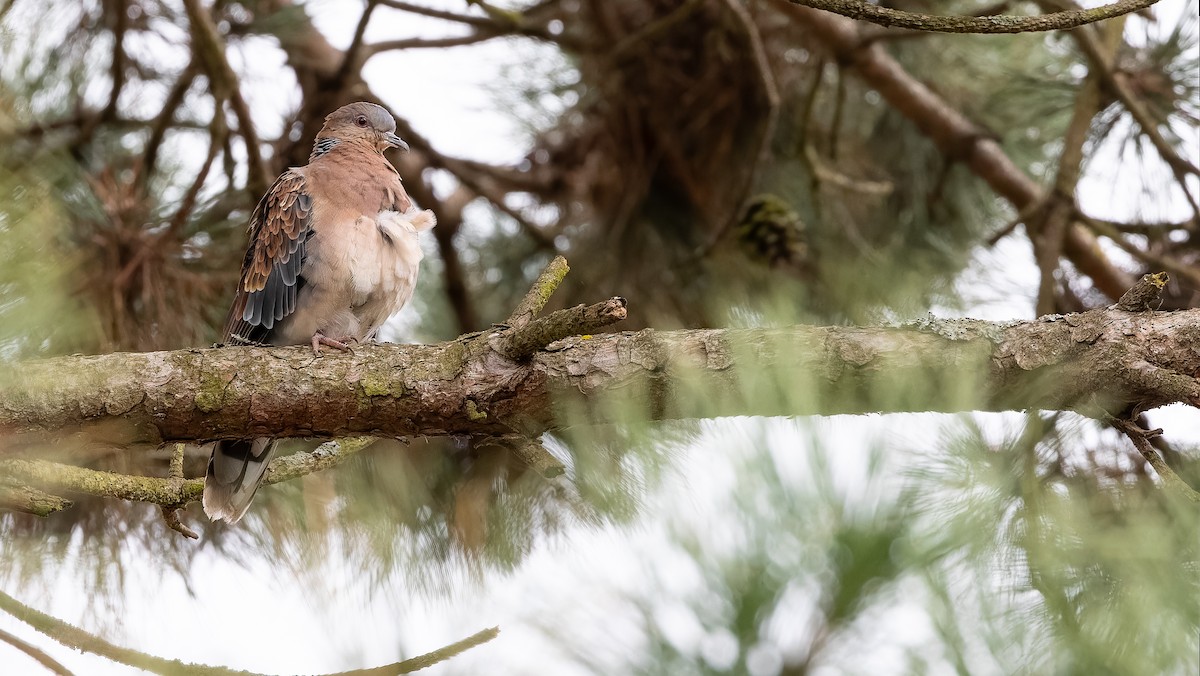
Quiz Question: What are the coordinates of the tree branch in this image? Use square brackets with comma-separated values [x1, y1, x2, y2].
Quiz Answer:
[1, 305, 1195, 447]
[788, 0, 1162, 34]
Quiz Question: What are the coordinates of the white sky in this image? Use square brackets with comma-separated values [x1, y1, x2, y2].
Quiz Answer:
[1, 0, 1197, 674]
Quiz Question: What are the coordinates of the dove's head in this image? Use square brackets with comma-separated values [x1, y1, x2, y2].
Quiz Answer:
[317, 102, 409, 154]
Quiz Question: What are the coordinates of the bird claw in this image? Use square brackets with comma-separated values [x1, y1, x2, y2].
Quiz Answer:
[311, 333, 356, 356]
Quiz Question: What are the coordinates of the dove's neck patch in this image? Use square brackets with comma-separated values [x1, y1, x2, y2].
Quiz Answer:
[310, 137, 340, 160]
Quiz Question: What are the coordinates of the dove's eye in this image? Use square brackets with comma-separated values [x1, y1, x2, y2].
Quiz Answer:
[355, 116, 369, 128]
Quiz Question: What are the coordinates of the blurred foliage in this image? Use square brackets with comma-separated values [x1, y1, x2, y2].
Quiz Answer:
[0, 0, 1198, 673]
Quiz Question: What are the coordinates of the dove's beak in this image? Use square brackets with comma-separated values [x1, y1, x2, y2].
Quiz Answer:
[384, 132, 409, 152]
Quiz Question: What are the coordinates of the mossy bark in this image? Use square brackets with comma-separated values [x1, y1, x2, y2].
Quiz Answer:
[1, 307, 1196, 450]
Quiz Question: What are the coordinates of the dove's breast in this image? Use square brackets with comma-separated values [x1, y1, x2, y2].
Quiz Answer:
[269, 208, 432, 345]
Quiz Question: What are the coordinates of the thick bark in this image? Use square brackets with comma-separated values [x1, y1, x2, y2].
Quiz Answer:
[1, 307, 1196, 450]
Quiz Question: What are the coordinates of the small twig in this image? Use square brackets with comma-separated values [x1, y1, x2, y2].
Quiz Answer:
[115, 104, 227, 292]
[329, 626, 500, 676]
[0, 626, 76, 676]
[505, 255, 569, 329]
[160, 443, 198, 539]
[986, 198, 1048, 246]
[159, 506, 199, 539]
[788, 0, 1162, 34]
[1087, 216, 1199, 236]
[492, 297, 628, 361]
[804, 144, 894, 195]
[1111, 418, 1200, 502]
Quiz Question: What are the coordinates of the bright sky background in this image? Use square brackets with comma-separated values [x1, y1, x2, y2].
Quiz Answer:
[0, 0, 1197, 673]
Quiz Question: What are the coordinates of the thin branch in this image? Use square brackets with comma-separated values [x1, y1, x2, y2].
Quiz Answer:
[261, 437, 377, 484]
[0, 588, 247, 675]
[364, 32, 504, 56]
[0, 439, 376, 511]
[140, 61, 200, 189]
[0, 589, 497, 676]
[115, 104, 227, 292]
[329, 626, 500, 676]
[160, 443, 198, 539]
[0, 627, 75, 676]
[1081, 216, 1200, 287]
[0, 458, 203, 505]
[376, 0, 496, 28]
[1087, 216, 1199, 236]
[338, 0, 380, 82]
[1112, 418, 1200, 502]
[788, 0, 1163, 34]
[1033, 18, 1118, 315]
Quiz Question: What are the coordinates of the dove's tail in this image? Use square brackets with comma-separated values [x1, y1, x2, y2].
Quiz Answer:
[203, 438, 277, 523]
